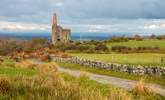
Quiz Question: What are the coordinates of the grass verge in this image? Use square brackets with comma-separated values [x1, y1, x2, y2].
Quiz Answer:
[61, 72, 165, 100]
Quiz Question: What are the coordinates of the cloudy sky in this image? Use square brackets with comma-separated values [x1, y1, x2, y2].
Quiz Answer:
[0, 0, 165, 35]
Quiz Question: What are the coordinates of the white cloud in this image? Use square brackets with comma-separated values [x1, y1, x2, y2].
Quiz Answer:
[0, 21, 50, 32]
[56, 2, 63, 7]
[1, 19, 165, 35]
[87, 25, 115, 32]
[144, 23, 165, 30]
[160, 24, 165, 28]
[144, 24, 159, 29]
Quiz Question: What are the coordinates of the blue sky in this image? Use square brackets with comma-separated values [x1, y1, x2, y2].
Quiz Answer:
[0, 0, 165, 35]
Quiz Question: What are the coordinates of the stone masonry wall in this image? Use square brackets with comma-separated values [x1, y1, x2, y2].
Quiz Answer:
[52, 56, 165, 76]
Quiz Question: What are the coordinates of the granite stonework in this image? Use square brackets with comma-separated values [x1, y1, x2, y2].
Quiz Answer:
[52, 14, 71, 45]
[52, 56, 165, 76]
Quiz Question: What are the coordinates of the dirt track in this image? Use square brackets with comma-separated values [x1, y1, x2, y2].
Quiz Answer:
[58, 67, 165, 97]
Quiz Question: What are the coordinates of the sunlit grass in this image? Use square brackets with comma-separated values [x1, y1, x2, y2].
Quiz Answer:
[70, 53, 165, 67]
[0, 59, 37, 77]
[107, 39, 165, 48]
[0, 67, 37, 77]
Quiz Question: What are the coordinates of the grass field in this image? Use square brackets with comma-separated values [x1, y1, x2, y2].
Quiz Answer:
[107, 39, 165, 48]
[70, 53, 165, 67]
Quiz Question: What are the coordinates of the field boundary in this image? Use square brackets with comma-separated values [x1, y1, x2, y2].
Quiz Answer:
[52, 56, 165, 75]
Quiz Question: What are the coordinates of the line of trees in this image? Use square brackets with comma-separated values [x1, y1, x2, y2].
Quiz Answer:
[106, 34, 165, 43]
[111, 46, 165, 53]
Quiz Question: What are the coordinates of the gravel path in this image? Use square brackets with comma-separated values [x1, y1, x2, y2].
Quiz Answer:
[58, 67, 165, 97]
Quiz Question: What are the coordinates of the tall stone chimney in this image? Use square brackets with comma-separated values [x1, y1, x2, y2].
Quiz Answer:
[51, 13, 71, 45]
[52, 13, 57, 45]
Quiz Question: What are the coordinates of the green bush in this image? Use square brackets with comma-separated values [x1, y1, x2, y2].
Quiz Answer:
[95, 43, 109, 51]
[31, 38, 48, 44]
[109, 37, 129, 42]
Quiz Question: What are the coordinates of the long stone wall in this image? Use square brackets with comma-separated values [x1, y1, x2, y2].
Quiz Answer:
[52, 56, 165, 76]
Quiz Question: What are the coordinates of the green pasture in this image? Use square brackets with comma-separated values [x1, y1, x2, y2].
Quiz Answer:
[70, 53, 165, 67]
[107, 39, 165, 48]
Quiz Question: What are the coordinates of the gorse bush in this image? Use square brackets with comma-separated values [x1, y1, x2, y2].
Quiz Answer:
[55, 41, 110, 53]
[109, 36, 129, 42]
[0, 38, 50, 56]
[95, 43, 109, 51]
[111, 46, 165, 53]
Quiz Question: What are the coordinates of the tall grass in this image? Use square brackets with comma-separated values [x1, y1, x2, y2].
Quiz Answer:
[0, 61, 129, 100]
[132, 79, 164, 100]
[0, 59, 37, 77]
[0, 60, 164, 100]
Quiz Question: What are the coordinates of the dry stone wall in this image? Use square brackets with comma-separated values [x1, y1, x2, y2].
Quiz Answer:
[52, 56, 165, 76]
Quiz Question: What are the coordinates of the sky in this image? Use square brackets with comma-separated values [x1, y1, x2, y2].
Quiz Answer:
[0, 0, 165, 35]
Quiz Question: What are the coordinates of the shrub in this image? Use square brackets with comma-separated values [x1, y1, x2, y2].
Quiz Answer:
[0, 38, 50, 56]
[88, 40, 100, 45]
[31, 38, 48, 44]
[111, 46, 132, 53]
[132, 79, 163, 100]
[95, 43, 109, 51]
[0, 77, 11, 94]
[111, 46, 164, 53]
[76, 44, 90, 51]
[75, 41, 82, 45]
[110, 36, 129, 42]
[156, 35, 165, 40]
[133, 35, 143, 41]
[40, 55, 51, 62]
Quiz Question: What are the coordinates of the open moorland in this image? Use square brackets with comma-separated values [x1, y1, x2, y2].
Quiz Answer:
[0, 37, 165, 99]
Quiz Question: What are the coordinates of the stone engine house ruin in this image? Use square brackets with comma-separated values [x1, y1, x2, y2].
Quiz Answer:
[52, 14, 71, 45]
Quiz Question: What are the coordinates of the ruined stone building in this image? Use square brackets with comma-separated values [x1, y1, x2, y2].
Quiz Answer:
[52, 14, 71, 45]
